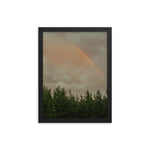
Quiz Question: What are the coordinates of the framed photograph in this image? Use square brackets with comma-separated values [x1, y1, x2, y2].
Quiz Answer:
[39, 27, 112, 123]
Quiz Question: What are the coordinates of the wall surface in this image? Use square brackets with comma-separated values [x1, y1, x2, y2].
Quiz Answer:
[0, 0, 150, 150]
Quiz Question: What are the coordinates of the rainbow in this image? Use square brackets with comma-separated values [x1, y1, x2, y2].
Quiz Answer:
[65, 41, 104, 80]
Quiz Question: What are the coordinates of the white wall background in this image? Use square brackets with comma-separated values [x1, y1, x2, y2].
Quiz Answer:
[0, 0, 150, 150]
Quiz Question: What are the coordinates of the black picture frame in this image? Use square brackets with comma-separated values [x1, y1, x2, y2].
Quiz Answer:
[38, 27, 112, 123]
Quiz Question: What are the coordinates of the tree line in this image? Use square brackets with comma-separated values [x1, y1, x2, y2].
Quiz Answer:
[43, 86, 108, 118]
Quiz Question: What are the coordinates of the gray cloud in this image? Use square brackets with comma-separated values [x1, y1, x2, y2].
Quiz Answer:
[43, 32, 107, 96]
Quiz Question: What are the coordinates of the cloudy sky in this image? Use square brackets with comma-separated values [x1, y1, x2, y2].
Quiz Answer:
[43, 32, 107, 95]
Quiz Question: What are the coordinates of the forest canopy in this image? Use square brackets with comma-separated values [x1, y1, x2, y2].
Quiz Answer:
[43, 86, 108, 118]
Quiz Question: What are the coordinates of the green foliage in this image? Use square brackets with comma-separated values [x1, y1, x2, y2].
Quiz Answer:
[43, 86, 107, 118]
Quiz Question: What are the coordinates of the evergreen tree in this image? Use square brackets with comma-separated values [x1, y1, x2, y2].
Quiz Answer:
[43, 86, 107, 118]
